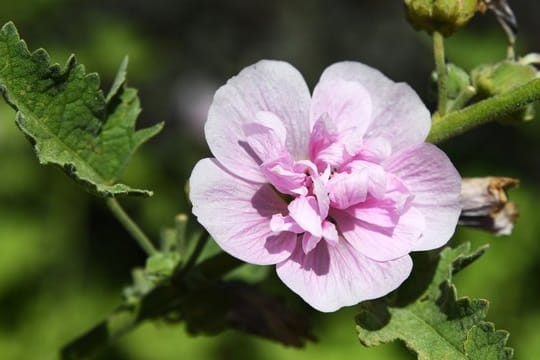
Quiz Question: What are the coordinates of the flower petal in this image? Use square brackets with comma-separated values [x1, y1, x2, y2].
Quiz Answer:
[327, 170, 369, 210]
[310, 78, 372, 134]
[347, 201, 399, 228]
[308, 114, 344, 168]
[358, 137, 392, 163]
[343, 160, 387, 199]
[243, 112, 289, 163]
[270, 214, 304, 234]
[384, 143, 461, 251]
[319, 62, 430, 152]
[312, 174, 330, 219]
[206, 60, 311, 182]
[190, 158, 296, 265]
[288, 196, 323, 237]
[322, 221, 339, 246]
[334, 206, 425, 261]
[276, 240, 413, 312]
[261, 160, 307, 196]
[302, 232, 321, 254]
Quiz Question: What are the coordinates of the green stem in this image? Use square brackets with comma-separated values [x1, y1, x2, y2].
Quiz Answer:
[106, 198, 157, 256]
[183, 230, 209, 271]
[448, 85, 477, 112]
[428, 78, 540, 143]
[433, 31, 448, 116]
[174, 213, 189, 255]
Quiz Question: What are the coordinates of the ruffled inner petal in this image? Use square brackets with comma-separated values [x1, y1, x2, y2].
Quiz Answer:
[302, 232, 322, 254]
[288, 196, 323, 237]
[261, 158, 307, 196]
[334, 205, 425, 262]
[327, 170, 369, 210]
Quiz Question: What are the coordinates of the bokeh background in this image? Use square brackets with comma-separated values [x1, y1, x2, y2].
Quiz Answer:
[1, 1, 540, 359]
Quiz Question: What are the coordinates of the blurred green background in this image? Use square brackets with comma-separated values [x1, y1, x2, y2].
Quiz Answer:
[1, 1, 540, 359]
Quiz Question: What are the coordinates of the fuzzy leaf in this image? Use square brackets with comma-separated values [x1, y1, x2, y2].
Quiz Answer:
[356, 243, 513, 359]
[0, 22, 163, 197]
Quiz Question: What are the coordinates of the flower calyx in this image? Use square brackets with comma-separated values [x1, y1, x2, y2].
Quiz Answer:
[404, 0, 481, 36]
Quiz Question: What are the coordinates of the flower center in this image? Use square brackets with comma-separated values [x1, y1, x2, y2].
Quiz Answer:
[243, 112, 412, 255]
[267, 156, 394, 254]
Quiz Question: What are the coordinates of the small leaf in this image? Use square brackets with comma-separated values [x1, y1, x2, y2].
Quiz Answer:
[356, 243, 513, 359]
[146, 252, 180, 278]
[0, 22, 163, 197]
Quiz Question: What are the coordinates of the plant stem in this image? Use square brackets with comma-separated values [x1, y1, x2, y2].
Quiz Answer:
[428, 78, 540, 143]
[433, 31, 448, 116]
[448, 85, 477, 112]
[174, 213, 189, 255]
[183, 230, 209, 271]
[106, 198, 157, 256]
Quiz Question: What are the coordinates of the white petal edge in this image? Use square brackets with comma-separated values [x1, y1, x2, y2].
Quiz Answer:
[319, 62, 431, 152]
[276, 240, 413, 312]
[384, 143, 462, 251]
[310, 78, 372, 134]
[336, 206, 425, 262]
[205, 60, 311, 182]
[189, 158, 297, 265]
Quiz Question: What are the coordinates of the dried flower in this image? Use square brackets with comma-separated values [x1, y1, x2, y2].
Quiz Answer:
[459, 177, 519, 235]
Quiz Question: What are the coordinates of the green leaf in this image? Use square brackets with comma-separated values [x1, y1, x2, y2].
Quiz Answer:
[0, 22, 163, 197]
[356, 243, 513, 359]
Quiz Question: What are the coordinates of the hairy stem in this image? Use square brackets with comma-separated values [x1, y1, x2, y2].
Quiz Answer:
[448, 86, 477, 112]
[433, 31, 448, 116]
[428, 78, 540, 143]
[106, 198, 157, 256]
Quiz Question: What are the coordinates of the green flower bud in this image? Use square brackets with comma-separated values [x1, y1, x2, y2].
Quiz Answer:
[404, 0, 480, 36]
[446, 63, 472, 98]
[431, 63, 476, 111]
[472, 60, 538, 123]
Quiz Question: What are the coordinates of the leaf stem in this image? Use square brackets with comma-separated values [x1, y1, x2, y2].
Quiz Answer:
[448, 86, 477, 113]
[428, 78, 540, 143]
[106, 198, 157, 256]
[183, 230, 209, 271]
[433, 31, 448, 116]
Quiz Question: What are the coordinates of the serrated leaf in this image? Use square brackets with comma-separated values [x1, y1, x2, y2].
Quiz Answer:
[0, 22, 163, 197]
[356, 243, 513, 359]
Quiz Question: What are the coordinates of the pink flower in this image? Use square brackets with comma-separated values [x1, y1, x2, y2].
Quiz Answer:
[189, 61, 461, 312]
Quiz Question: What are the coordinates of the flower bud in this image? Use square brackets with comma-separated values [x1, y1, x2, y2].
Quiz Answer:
[472, 60, 538, 123]
[446, 63, 472, 98]
[404, 0, 480, 36]
[430, 63, 476, 112]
